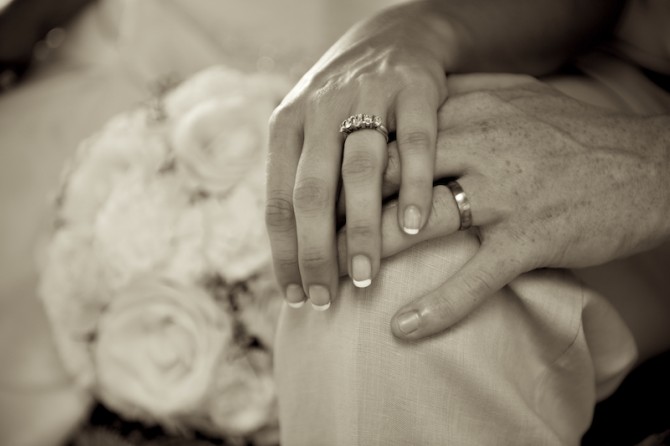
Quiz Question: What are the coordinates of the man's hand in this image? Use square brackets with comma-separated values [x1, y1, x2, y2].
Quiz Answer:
[338, 74, 670, 340]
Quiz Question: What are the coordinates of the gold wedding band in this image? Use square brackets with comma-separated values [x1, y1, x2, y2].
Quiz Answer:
[446, 180, 472, 230]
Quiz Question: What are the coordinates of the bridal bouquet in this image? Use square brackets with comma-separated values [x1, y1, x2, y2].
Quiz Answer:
[38, 67, 289, 444]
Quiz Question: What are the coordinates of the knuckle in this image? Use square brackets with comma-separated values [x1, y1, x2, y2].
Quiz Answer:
[345, 223, 377, 242]
[460, 270, 496, 299]
[427, 185, 454, 223]
[382, 144, 401, 190]
[309, 80, 345, 110]
[268, 103, 297, 131]
[430, 291, 463, 321]
[265, 196, 295, 231]
[300, 249, 330, 272]
[274, 254, 300, 273]
[269, 246, 301, 279]
[393, 64, 430, 87]
[411, 70, 436, 88]
[385, 143, 400, 173]
[433, 183, 452, 203]
[309, 89, 330, 109]
[402, 175, 433, 193]
[397, 130, 433, 153]
[267, 108, 283, 130]
[293, 177, 332, 213]
[342, 151, 381, 181]
[354, 71, 377, 86]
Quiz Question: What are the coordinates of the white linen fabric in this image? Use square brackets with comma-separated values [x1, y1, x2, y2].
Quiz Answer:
[276, 234, 640, 446]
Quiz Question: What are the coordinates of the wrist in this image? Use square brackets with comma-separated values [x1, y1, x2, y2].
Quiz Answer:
[380, 2, 466, 73]
[415, 3, 466, 73]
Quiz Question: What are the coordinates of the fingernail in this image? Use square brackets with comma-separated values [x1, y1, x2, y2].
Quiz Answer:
[352, 255, 372, 288]
[312, 301, 331, 311]
[309, 285, 331, 311]
[397, 311, 420, 334]
[286, 284, 306, 309]
[403, 205, 421, 235]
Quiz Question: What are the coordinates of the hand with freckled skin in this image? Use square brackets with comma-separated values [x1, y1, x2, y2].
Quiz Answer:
[335, 74, 670, 340]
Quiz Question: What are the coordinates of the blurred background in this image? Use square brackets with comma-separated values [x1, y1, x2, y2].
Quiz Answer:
[1, 1, 668, 445]
[0, 1, 403, 444]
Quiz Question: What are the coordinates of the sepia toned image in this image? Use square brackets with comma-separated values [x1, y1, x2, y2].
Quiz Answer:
[1, 0, 669, 445]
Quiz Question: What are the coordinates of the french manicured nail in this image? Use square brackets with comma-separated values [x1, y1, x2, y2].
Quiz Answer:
[286, 284, 306, 309]
[309, 285, 331, 311]
[403, 205, 421, 235]
[397, 311, 420, 334]
[352, 255, 372, 288]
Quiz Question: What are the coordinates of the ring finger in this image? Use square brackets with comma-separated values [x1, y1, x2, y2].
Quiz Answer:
[341, 113, 389, 288]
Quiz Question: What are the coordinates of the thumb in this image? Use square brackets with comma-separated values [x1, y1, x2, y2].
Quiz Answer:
[391, 244, 523, 340]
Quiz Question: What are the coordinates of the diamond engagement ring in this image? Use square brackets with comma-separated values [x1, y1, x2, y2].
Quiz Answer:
[339, 114, 389, 143]
[446, 180, 473, 230]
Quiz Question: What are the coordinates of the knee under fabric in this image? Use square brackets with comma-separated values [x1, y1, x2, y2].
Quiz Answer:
[274, 232, 638, 446]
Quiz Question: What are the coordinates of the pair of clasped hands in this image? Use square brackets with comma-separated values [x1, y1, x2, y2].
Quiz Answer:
[265, 2, 670, 340]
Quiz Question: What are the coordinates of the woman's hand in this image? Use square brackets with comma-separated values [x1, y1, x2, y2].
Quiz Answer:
[337, 74, 670, 340]
[265, 3, 456, 309]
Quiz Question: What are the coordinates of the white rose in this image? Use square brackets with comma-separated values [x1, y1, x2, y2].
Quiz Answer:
[164, 66, 248, 119]
[203, 184, 271, 282]
[95, 279, 231, 423]
[206, 350, 277, 436]
[160, 203, 210, 285]
[170, 96, 273, 194]
[164, 66, 289, 119]
[39, 228, 110, 388]
[59, 112, 168, 227]
[94, 173, 193, 290]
